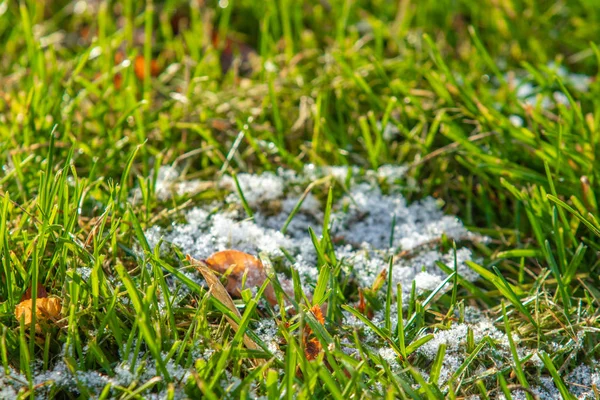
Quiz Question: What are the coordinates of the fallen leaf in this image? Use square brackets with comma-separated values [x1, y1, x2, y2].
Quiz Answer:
[371, 268, 387, 292]
[310, 304, 325, 325]
[114, 73, 123, 89]
[357, 289, 373, 319]
[204, 250, 277, 306]
[114, 50, 125, 65]
[304, 337, 321, 360]
[15, 297, 61, 327]
[187, 255, 260, 352]
[134, 55, 161, 81]
[303, 304, 325, 360]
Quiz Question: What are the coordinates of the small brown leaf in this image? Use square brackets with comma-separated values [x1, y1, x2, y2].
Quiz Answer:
[303, 304, 326, 360]
[15, 297, 61, 327]
[357, 289, 366, 314]
[204, 250, 277, 306]
[310, 304, 325, 325]
[187, 255, 260, 352]
[304, 337, 321, 360]
[357, 289, 374, 319]
[371, 268, 387, 292]
[134, 55, 161, 80]
[114, 73, 123, 89]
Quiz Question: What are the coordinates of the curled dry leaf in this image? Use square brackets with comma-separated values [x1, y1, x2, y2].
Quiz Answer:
[304, 337, 321, 361]
[15, 284, 61, 330]
[134, 55, 161, 80]
[310, 304, 325, 325]
[204, 250, 277, 306]
[15, 298, 61, 327]
[187, 254, 261, 353]
[371, 268, 387, 292]
[303, 304, 325, 360]
[356, 289, 374, 320]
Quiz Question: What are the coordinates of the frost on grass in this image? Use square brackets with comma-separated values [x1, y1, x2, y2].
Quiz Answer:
[416, 320, 513, 385]
[145, 165, 483, 298]
[498, 363, 600, 400]
[408, 319, 600, 398]
[0, 340, 220, 400]
[139, 165, 489, 393]
[139, 166, 600, 398]
[253, 318, 284, 360]
[220, 172, 285, 207]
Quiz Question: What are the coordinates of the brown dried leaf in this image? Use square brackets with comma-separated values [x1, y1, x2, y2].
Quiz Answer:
[114, 73, 123, 90]
[371, 268, 387, 292]
[303, 304, 326, 360]
[304, 337, 321, 361]
[357, 289, 374, 319]
[204, 250, 277, 306]
[187, 255, 259, 352]
[310, 304, 325, 325]
[134, 55, 161, 80]
[15, 297, 61, 327]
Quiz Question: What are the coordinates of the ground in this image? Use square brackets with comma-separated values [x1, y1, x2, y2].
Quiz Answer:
[1, 0, 600, 399]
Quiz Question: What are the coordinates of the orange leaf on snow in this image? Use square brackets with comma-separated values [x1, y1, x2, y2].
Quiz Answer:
[187, 254, 261, 353]
[204, 250, 277, 306]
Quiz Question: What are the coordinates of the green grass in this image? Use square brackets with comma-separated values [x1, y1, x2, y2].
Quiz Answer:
[1, 0, 600, 398]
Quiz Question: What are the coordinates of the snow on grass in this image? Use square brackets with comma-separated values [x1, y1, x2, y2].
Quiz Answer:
[499, 364, 600, 400]
[0, 340, 224, 399]
[143, 166, 600, 398]
[8, 166, 597, 398]
[146, 166, 483, 297]
[135, 165, 600, 398]
[132, 165, 600, 398]
[416, 319, 513, 385]
[331, 182, 475, 251]
[220, 172, 285, 207]
[411, 320, 600, 398]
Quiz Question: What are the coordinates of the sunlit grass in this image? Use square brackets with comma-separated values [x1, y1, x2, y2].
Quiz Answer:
[1, 0, 600, 398]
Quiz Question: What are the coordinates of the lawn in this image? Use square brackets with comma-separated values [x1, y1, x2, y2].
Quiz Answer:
[1, 0, 600, 398]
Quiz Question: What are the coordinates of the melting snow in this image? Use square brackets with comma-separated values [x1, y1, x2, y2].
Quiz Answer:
[7, 165, 599, 398]
[146, 166, 484, 298]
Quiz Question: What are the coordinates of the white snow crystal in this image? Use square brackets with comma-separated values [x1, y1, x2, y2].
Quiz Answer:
[221, 172, 284, 207]
[144, 168, 484, 298]
[509, 115, 524, 127]
[414, 271, 443, 292]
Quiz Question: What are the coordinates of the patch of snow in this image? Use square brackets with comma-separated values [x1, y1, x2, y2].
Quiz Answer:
[509, 115, 524, 127]
[417, 320, 512, 386]
[145, 168, 484, 297]
[221, 172, 284, 207]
